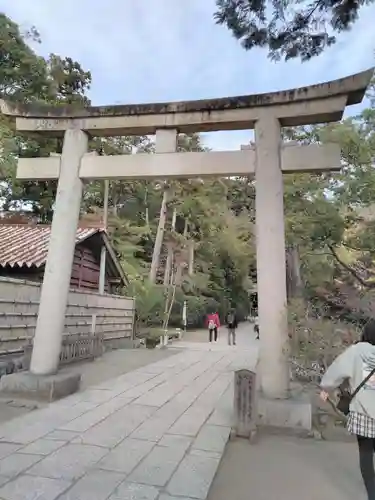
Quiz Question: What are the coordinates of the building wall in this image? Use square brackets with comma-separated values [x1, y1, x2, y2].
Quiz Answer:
[0, 244, 113, 293]
[0, 268, 43, 283]
[0, 277, 135, 353]
[71, 244, 110, 292]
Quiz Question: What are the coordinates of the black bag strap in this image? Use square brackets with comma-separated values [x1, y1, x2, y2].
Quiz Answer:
[351, 366, 375, 401]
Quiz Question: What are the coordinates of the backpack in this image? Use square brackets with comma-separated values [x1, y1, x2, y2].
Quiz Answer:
[208, 319, 216, 330]
[227, 313, 234, 325]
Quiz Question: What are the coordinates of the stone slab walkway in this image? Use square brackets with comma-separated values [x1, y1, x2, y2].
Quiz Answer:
[208, 434, 362, 500]
[0, 324, 257, 500]
[0, 349, 177, 426]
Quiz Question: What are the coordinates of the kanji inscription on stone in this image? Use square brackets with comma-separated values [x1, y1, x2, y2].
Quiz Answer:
[234, 369, 257, 438]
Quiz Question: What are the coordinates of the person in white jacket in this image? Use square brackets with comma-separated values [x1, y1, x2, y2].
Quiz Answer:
[320, 320, 375, 500]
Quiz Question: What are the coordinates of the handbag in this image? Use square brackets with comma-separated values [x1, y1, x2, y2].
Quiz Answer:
[337, 366, 375, 416]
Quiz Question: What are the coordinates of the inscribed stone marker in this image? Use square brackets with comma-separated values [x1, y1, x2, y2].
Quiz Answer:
[234, 369, 257, 439]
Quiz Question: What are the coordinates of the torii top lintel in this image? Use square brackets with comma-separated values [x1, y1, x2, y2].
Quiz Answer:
[1, 68, 373, 137]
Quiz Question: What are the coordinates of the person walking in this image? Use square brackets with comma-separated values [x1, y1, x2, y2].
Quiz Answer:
[226, 309, 238, 346]
[206, 311, 220, 343]
[320, 319, 375, 500]
[254, 318, 259, 340]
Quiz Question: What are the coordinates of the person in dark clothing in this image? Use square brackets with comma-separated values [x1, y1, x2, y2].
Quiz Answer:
[226, 309, 238, 346]
[254, 319, 259, 340]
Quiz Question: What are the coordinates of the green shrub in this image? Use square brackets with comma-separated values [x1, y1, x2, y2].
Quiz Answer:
[133, 280, 250, 332]
[145, 336, 159, 349]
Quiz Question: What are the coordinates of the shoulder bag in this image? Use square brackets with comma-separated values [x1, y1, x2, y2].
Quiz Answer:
[337, 366, 375, 416]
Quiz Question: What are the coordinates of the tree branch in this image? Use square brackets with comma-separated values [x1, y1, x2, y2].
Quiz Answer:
[341, 241, 374, 253]
[328, 244, 375, 289]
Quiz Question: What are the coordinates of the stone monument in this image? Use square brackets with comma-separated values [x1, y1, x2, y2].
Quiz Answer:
[0, 69, 372, 422]
[234, 369, 258, 440]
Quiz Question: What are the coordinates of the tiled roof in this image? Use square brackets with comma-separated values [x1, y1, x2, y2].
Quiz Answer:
[0, 225, 99, 268]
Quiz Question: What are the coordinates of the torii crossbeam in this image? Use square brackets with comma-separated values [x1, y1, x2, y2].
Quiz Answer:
[16, 142, 340, 180]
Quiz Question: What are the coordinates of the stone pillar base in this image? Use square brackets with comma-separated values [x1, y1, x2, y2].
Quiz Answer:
[0, 371, 81, 402]
[258, 393, 312, 433]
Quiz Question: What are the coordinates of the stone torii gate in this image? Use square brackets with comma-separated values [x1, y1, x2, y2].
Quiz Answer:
[0, 69, 372, 423]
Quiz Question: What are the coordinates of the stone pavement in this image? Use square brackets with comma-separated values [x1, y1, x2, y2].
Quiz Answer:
[0, 323, 257, 499]
[208, 434, 363, 500]
[0, 349, 177, 426]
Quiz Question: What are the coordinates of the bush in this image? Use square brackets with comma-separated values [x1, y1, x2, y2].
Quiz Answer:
[288, 298, 359, 377]
[170, 294, 223, 329]
[132, 282, 165, 329]
[132, 280, 249, 332]
[145, 336, 159, 349]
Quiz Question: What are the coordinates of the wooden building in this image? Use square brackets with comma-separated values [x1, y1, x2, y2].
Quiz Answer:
[0, 223, 127, 293]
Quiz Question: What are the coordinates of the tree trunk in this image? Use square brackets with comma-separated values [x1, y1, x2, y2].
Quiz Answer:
[286, 245, 303, 299]
[144, 183, 149, 227]
[149, 186, 169, 283]
[188, 240, 194, 276]
[111, 184, 119, 217]
[163, 266, 177, 331]
[175, 262, 183, 286]
[164, 207, 177, 286]
[328, 244, 375, 289]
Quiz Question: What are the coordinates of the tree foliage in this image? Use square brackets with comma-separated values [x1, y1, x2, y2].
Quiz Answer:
[0, 14, 47, 101]
[0, 13, 93, 219]
[214, 0, 373, 61]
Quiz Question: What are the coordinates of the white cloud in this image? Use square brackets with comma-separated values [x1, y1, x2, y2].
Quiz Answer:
[0, 0, 374, 150]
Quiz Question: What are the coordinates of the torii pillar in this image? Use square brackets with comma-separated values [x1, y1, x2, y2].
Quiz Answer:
[31, 130, 88, 375]
[241, 135, 337, 402]
[242, 116, 290, 399]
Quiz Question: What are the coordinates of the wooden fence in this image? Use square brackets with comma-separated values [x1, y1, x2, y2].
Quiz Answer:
[0, 277, 135, 354]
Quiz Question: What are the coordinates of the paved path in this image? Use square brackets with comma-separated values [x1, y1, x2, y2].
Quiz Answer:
[65, 347, 178, 392]
[0, 323, 257, 499]
[178, 321, 256, 349]
[0, 349, 177, 425]
[208, 435, 363, 500]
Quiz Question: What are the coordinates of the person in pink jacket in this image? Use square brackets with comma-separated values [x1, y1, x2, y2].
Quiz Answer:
[206, 312, 220, 343]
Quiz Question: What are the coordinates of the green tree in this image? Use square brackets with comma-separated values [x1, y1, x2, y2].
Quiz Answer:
[46, 54, 92, 106]
[149, 133, 207, 283]
[0, 13, 48, 101]
[0, 14, 93, 219]
[277, 78, 375, 320]
[214, 0, 373, 61]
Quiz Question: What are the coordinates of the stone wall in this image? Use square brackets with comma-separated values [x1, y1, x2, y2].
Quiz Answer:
[0, 277, 135, 353]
